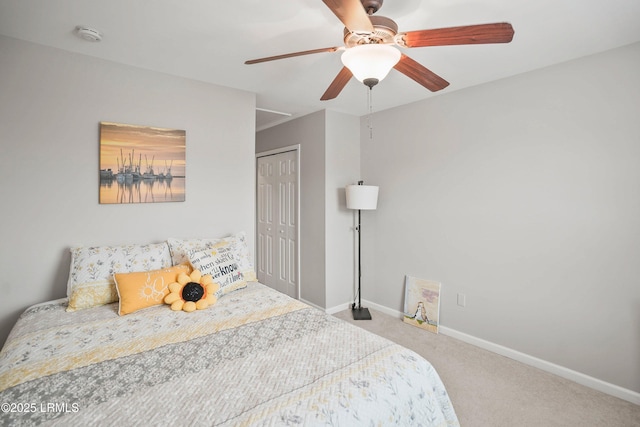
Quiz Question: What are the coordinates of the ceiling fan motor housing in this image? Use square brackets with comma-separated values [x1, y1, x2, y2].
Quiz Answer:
[343, 15, 398, 47]
[361, 0, 383, 15]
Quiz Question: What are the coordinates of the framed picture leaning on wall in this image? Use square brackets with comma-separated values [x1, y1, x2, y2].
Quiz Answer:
[403, 275, 441, 334]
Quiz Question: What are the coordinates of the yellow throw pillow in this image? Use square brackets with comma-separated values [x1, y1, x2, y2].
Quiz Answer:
[164, 269, 220, 312]
[114, 264, 192, 315]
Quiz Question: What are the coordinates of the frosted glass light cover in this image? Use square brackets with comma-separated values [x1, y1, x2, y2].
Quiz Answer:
[346, 185, 379, 210]
[341, 44, 401, 83]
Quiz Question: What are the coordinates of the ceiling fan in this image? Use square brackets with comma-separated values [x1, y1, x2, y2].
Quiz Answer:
[245, 0, 514, 100]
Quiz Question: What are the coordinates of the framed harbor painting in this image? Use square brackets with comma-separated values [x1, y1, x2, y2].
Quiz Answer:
[99, 122, 186, 204]
[403, 275, 441, 334]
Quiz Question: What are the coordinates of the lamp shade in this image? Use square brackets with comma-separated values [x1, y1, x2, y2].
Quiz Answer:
[346, 184, 379, 210]
[341, 44, 401, 83]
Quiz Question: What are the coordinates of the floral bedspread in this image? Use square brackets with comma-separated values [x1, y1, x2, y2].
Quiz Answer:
[0, 283, 459, 426]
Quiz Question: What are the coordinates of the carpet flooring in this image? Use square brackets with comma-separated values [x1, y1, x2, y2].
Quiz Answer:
[333, 308, 640, 427]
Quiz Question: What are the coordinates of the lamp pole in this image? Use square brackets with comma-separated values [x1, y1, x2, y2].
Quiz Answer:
[353, 181, 372, 320]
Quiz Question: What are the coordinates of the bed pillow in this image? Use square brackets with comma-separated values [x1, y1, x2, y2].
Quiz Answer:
[66, 242, 172, 312]
[188, 247, 247, 297]
[167, 232, 257, 282]
[164, 269, 219, 312]
[114, 263, 192, 315]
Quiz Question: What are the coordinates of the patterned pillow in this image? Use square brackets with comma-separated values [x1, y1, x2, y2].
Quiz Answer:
[66, 242, 172, 312]
[114, 264, 192, 316]
[188, 247, 246, 297]
[167, 232, 257, 282]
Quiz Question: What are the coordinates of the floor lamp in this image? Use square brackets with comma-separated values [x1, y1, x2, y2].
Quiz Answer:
[346, 181, 379, 320]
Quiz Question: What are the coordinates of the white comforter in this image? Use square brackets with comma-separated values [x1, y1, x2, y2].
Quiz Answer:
[0, 282, 459, 426]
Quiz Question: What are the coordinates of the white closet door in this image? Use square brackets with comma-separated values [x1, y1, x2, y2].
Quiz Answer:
[257, 150, 298, 298]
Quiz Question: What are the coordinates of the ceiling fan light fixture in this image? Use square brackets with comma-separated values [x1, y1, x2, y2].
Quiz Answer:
[341, 44, 400, 86]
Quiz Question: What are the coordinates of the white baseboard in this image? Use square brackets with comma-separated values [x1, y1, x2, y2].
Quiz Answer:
[325, 301, 352, 315]
[300, 298, 327, 312]
[327, 298, 640, 405]
[438, 326, 640, 405]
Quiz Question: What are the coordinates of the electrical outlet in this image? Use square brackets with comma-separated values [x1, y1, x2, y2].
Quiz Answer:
[457, 293, 466, 307]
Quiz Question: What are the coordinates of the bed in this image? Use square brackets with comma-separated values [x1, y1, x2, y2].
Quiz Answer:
[0, 236, 459, 426]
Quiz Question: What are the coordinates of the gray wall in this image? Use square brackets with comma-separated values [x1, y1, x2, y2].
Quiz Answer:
[256, 110, 360, 309]
[324, 110, 361, 308]
[361, 42, 640, 393]
[0, 36, 256, 346]
[256, 111, 327, 307]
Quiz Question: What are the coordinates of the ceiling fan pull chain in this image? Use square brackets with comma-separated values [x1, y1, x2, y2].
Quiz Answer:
[367, 86, 374, 141]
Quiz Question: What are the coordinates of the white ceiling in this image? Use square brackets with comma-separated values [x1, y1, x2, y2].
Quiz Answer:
[1, 0, 639, 130]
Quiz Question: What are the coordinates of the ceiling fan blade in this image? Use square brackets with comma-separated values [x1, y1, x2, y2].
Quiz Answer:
[321, 67, 353, 100]
[245, 47, 340, 64]
[393, 54, 449, 92]
[322, 0, 374, 33]
[401, 22, 514, 48]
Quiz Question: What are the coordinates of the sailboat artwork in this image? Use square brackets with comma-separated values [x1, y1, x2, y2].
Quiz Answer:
[99, 122, 186, 204]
